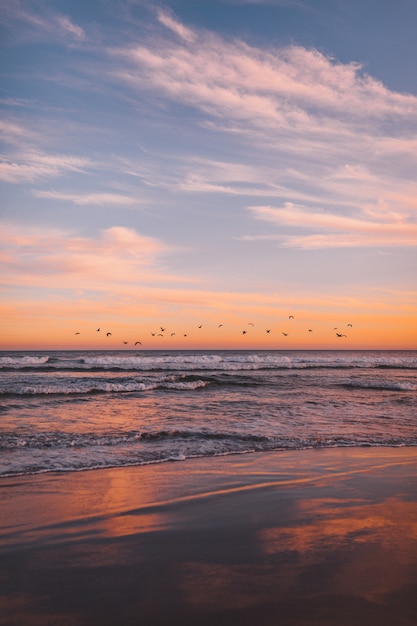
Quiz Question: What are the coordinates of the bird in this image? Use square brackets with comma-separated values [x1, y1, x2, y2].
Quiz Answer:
[96, 328, 100, 332]
[308, 329, 313, 333]
[198, 325, 202, 329]
[289, 315, 294, 319]
[347, 323, 353, 327]
[107, 332, 112, 337]
[282, 332, 288, 336]
[248, 322, 255, 327]
[218, 324, 223, 328]
[336, 333, 347, 338]
[75, 332, 80, 335]
[242, 330, 247, 335]
[160, 327, 166, 332]
[157, 333, 163, 337]
[151, 333, 156, 336]
[171, 333, 176, 336]
[266, 329, 271, 333]
[183, 334, 188, 337]
[135, 341, 142, 346]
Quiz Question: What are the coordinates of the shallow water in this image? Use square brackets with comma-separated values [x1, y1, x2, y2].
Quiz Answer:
[1, 349, 416, 476]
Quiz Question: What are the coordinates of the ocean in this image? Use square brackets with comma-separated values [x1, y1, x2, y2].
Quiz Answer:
[1, 349, 416, 478]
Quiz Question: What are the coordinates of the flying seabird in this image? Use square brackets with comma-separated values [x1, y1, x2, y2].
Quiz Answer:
[218, 324, 223, 328]
[96, 328, 100, 332]
[289, 315, 294, 319]
[171, 333, 176, 336]
[75, 332, 80, 335]
[160, 327, 166, 332]
[266, 329, 271, 333]
[336, 333, 347, 338]
[242, 330, 247, 335]
[106, 332, 112, 337]
[282, 332, 288, 336]
[198, 325, 202, 329]
[248, 322, 255, 327]
[347, 323, 353, 327]
[184, 334, 188, 337]
[135, 341, 142, 346]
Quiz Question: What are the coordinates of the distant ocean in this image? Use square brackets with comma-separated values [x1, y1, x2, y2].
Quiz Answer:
[1, 350, 416, 478]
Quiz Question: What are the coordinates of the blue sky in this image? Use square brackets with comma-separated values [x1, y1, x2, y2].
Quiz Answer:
[1, 0, 416, 349]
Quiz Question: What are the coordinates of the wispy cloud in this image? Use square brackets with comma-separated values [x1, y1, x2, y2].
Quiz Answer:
[32, 190, 138, 206]
[247, 203, 417, 248]
[156, 8, 196, 43]
[1, 2, 86, 42]
[104, 11, 417, 250]
[0, 151, 92, 183]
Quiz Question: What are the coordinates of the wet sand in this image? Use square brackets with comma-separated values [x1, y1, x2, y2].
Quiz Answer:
[1, 447, 417, 625]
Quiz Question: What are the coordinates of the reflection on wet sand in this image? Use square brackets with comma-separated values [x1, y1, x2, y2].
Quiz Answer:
[1, 448, 417, 625]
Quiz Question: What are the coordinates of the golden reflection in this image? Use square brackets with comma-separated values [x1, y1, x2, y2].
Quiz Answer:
[260, 497, 417, 555]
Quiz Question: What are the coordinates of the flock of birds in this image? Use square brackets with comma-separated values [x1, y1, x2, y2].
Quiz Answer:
[74, 317, 354, 346]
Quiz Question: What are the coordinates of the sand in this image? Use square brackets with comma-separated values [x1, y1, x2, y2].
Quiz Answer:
[1, 447, 417, 625]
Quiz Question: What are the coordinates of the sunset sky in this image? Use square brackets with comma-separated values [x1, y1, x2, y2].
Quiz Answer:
[1, 0, 416, 350]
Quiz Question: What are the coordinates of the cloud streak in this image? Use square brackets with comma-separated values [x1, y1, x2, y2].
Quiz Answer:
[32, 190, 138, 206]
[247, 203, 417, 248]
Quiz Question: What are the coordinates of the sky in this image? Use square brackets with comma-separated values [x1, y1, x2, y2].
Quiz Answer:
[1, 0, 416, 350]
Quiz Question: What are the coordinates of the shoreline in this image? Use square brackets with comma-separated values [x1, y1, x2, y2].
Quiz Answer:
[1, 447, 417, 625]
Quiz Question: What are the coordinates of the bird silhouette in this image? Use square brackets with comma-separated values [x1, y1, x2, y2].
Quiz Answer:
[289, 315, 294, 319]
[336, 333, 347, 338]
[107, 332, 112, 337]
[96, 328, 100, 332]
[347, 323, 353, 327]
[282, 332, 288, 336]
[160, 327, 166, 332]
[75, 332, 80, 335]
[242, 330, 247, 335]
[198, 325, 202, 329]
[248, 322, 255, 326]
[135, 341, 142, 346]
[218, 324, 223, 328]
[266, 329, 271, 333]
[171, 333, 176, 336]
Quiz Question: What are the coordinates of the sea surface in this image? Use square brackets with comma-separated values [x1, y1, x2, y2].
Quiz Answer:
[0, 349, 416, 478]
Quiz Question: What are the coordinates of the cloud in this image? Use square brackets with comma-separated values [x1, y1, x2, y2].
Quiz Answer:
[156, 9, 196, 43]
[0, 224, 178, 289]
[110, 23, 417, 129]
[247, 203, 417, 248]
[0, 151, 92, 183]
[1, 3, 86, 42]
[32, 190, 138, 206]
[104, 11, 417, 250]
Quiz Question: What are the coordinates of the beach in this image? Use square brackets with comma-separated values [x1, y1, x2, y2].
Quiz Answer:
[1, 447, 417, 625]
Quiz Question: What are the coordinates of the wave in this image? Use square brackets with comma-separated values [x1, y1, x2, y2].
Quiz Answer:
[0, 376, 208, 396]
[2, 428, 416, 477]
[2, 351, 417, 373]
[341, 380, 417, 392]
